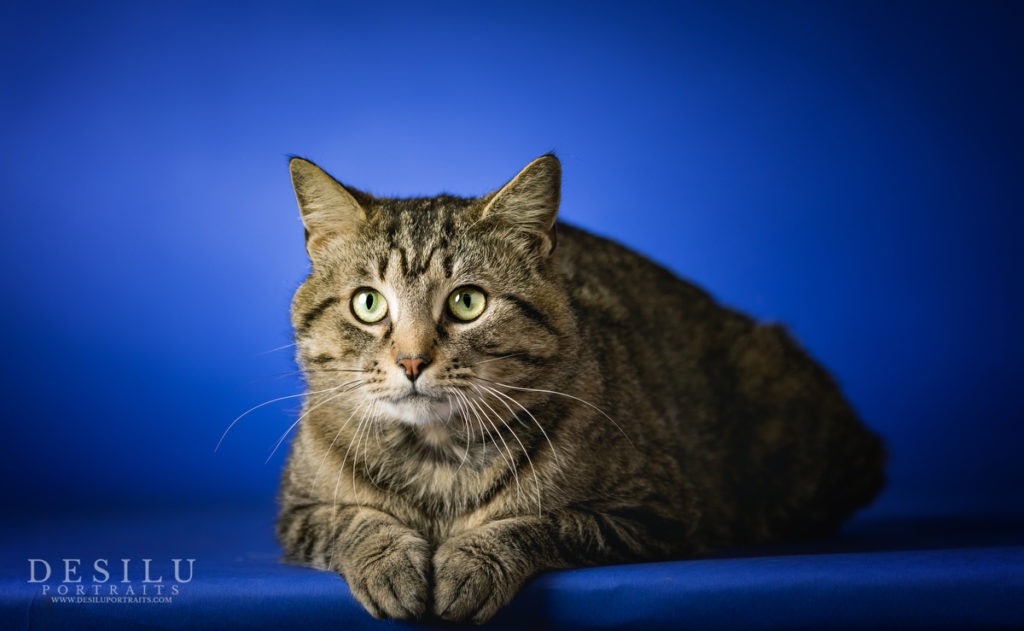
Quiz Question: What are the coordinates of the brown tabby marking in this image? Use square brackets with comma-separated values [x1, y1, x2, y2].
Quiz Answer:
[276, 155, 886, 623]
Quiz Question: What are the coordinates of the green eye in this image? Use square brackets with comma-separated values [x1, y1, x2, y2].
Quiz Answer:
[447, 286, 487, 321]
[351, 288, 388, 323]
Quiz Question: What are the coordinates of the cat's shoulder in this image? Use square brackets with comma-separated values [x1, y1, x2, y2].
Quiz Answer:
[554, 221, 725, 327]
[555, 222, 706, 294]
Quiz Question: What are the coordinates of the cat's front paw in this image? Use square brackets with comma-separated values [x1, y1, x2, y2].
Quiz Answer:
[341, 528, 430, 620]
[432, 536, 524, 624]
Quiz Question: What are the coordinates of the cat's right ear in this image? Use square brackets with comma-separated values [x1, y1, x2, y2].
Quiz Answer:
[477, 154, 561, 257]
[289, 157, 366, 260]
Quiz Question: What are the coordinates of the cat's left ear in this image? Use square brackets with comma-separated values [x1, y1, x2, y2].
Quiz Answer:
[478, 154, 561, 256]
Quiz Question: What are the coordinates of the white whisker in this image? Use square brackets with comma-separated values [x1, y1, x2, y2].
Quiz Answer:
[312, 399, 370, 489]
[362, 402, 384, 489]
[456, 390, 487, 457]
[343, 408, 372, 510]
[265, 380, 362, 463]
[449, 391, 474, 473]
[478, 377, 634, 448]
[326, 399, 373, 572]
[216, 384, 347, 452]
[254, 342, 297, 356]
[326, 399, 372, 573]
[453, 393, 473, 471]
[472, 384, 542, 515]
[476, 382, 563, 471]
[464, 353, 524, 368]
[466, 393, 523, 515]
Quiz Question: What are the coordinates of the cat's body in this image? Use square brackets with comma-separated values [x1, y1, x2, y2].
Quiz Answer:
[277, 155, 885, 623]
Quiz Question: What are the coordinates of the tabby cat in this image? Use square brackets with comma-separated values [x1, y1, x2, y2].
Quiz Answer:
[276, 154, 885, 623]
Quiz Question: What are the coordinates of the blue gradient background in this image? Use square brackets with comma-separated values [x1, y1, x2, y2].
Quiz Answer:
[1, 1, 1021, 519]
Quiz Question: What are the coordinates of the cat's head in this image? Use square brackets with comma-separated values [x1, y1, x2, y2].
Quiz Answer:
[289, 155, 574, 426]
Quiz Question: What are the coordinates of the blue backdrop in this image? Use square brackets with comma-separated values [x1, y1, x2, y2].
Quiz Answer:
[1, 1, 1021, 520]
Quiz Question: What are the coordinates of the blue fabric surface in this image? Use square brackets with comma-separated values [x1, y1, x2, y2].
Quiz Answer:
[2, 505, 1022, 630]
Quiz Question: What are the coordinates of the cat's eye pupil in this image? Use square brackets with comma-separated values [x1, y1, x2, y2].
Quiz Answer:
[365, 294, 374, 309]
[459, 294, 469, 308]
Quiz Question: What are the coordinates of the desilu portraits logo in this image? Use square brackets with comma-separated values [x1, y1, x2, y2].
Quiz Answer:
[27, 558, 195, 604]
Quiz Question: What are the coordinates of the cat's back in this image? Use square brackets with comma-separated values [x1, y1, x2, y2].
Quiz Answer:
[555, 222, 708, 305]
[551, 221, 751, 451]
[554, 222, 885, 545]
[554, 222, 750, 367]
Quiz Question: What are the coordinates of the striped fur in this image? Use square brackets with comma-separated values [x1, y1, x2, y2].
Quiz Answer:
[276, 155, 886, 622]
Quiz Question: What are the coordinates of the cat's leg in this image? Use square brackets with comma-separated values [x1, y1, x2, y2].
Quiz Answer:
[277, 502, 431, 620]
[433, 507, 683, 623]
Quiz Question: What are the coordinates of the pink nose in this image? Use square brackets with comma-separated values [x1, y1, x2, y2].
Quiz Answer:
[396, 355, 430, 381]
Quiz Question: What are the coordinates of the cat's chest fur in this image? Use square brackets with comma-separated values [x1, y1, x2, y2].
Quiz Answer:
[294, 410, 566, 545]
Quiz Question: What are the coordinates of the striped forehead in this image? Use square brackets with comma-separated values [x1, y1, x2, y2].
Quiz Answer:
[371, 197, 467, 283]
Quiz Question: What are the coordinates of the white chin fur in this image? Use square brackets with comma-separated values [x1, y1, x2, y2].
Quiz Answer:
[378, 397, 453, 425]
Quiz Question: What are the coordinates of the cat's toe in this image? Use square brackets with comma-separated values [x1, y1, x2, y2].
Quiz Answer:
[432, 543, 511, 623]
[344, 533, 430, 620]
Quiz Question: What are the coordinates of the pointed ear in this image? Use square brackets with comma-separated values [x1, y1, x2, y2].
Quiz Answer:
[478, 154, 561, 256]
[289, 157, 366, 258]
